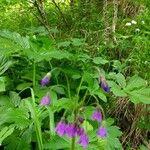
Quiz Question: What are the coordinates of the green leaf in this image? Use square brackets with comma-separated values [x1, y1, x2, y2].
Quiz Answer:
[107, 126, 122, 137]
[84, 106, 95, 120]
[0, 55, 12, 75]
[44, 135, 70, 150]
[125, 75, 146, 91]
[0, 30, 30, 49]
[82, 120, 93, 131]
[16, 82, 32, 91]
[57, 41, 71, 48]
[115, 73, 126, 88]
[93, 57, 109, 65]
[0, 96, 12, 106]
[108, 81, 127, 97]
[51, 85, 65, 95]
[9, 91, 21, 107]
[0, 125, 15, 145]
[71, 38, 85, 46]
[0, 107, 30, 129]
[93, 91, 107, 102]
[129, 88, 150, 104]
[16, 127, 32, 150]
[140, 145, 149, 150]
[53, 98, 74, 112]
[0, 77, 5, 92]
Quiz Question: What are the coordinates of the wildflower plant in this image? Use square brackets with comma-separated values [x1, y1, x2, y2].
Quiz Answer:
[1, 34, 148, 150]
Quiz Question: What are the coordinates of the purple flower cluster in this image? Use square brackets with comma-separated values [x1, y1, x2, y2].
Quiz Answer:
[92, 109, 108, 138]
[55, 121, 89, 148]
[99, 76, 110, 93]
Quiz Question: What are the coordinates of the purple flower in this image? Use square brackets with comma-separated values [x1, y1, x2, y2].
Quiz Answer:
[78, 133, 89, 148]
[91, 109, 102, 122]
[76, 127, 85, 136]
[97, 127, 107, 138]
[100, 77, 110, 92]
[40, 96, 51, 105]
[41, 72, 51, 86]
[65, 123, 77, 138]
[55, 121, 66, 136]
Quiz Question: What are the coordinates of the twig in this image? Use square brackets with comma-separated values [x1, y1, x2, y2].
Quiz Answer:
[112, 0, 118, 44]
[51, 0, 69, 28]
[29, 0, 54, 39]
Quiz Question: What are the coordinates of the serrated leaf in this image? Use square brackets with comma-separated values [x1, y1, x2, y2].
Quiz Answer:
[16, 127, 32, 150]
[0, 55, 12, 75]
[129, 89, 150, 104]
[125, 75, 146, 91]
[0, 125, 15, 145]
[115, 73, 126, 88]
[53, 98, 73, 112]
[107, 126, 122, 137]
[0, 30, 30, 49]
[44, 135, 70, 150]
[108, 81, 127, 97]
[9, 91, 21, 107]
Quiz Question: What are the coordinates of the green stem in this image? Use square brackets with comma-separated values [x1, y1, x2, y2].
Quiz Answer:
[64, 74, 71, 99]
[77, 76, 84, 97]
[30, 88, 43, 150]
[33, 61, 36, 88]
[47, 107, 55, 137]
[71, 137, 75, 150]
[71, 110, 77, 150]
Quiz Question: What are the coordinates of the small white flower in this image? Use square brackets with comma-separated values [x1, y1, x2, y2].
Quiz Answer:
[125, 22, 132, 26]
[141, 20, 145, 24]
[131, 20, 137, 24]
[135, 28, 140, 32]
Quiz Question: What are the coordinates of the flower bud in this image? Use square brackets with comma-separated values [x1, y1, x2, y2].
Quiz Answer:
[41, 72, 51, 86]
[40, 96, 51, 105]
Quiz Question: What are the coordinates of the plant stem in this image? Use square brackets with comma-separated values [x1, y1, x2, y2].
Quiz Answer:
[47, 107, 55, 136]
[77, 76, 83, 97]
[30, 88, 43, 150]
[33, 61, 36, 88]
[71, 137, 75, 150]
[65, 74, 71, 99]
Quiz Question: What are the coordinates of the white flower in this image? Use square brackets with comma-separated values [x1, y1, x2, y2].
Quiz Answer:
[135, 28, 140, 32]
[125, 22, 132, 26]
[141, 20, 145, 24]
[131, 20, 137, 24]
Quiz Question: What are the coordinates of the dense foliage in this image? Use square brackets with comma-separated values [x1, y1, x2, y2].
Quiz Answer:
[0, 0, 150, 150]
